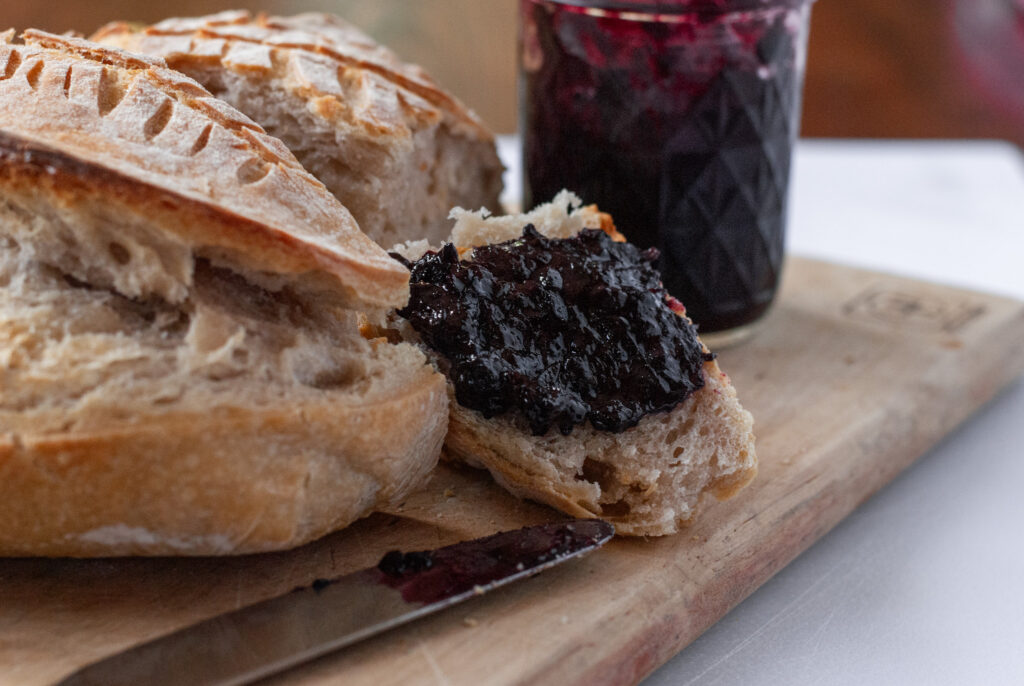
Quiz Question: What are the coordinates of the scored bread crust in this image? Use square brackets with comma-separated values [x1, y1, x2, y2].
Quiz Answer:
[405, 192, 757, 536]
[0, 30, 407, 312]
[93, 10, 505, 247]
[0, 31, 449, 556]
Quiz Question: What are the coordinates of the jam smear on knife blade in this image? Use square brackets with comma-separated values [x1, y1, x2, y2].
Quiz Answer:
[375, 520, 612, 605]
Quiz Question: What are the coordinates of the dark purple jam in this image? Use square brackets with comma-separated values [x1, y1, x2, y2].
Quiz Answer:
[393, 226, 712, 436]
[378, 550, 435, 577]
[521, 0, 811, 332]
[374, 520, 613, 606]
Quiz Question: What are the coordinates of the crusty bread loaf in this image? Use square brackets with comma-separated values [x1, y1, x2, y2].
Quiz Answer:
[1, 29, 408, 314]
[398, 192, 757, 536]
[93, 10, 505, 248]
[0, 31, 448, 556]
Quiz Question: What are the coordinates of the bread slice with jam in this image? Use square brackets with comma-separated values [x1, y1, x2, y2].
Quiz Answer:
[392, 192, 757, 536]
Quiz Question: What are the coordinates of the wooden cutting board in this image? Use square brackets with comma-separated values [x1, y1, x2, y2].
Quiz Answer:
[4, 257, 1024, 686]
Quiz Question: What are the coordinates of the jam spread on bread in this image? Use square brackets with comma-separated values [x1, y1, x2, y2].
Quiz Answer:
[393, 226, 712, 436]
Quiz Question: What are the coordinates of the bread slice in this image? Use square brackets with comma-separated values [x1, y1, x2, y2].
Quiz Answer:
[93, 10, 505, 248]
[0, 31, 447, 556]
[397, 192, 757, 536]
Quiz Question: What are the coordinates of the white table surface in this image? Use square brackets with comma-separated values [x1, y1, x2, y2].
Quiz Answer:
[498, 136, 1024, 685]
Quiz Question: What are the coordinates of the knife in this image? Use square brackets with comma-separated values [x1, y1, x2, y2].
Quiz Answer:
[56, 519, 614, 686]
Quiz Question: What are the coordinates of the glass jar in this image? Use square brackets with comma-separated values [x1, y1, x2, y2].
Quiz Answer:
[520, 0, 816, 344]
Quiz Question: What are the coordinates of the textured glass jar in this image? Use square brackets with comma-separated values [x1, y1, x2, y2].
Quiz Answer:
[520, 0, 816, 344]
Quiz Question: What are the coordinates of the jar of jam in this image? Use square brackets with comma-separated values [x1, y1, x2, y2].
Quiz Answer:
[520, 0, 817, 344]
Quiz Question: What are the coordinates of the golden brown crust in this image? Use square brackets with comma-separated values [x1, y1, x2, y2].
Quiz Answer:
[0, 31, 451, 556]
[0, 31, 407, 310]
[92, 11, 493, 141]
[0, 133, 400, 306]
[581, 204, 626, 242]
[93, 12, 505, 249]
[22, 28, 165, 69]
[0, 360, 448, 557]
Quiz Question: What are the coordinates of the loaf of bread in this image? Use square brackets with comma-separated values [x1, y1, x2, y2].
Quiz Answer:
[0, 31, 448, 556]
[395, 192, 757, 536]
[94, 10, 505, 248]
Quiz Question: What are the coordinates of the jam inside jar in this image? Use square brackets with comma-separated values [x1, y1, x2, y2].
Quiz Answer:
[520, 0, 815, 338]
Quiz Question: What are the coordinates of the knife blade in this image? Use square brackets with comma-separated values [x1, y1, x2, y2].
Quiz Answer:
[55, 519, 614, 686]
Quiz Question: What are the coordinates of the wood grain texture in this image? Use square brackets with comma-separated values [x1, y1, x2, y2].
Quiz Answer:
[2, 257, 1023, 686]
